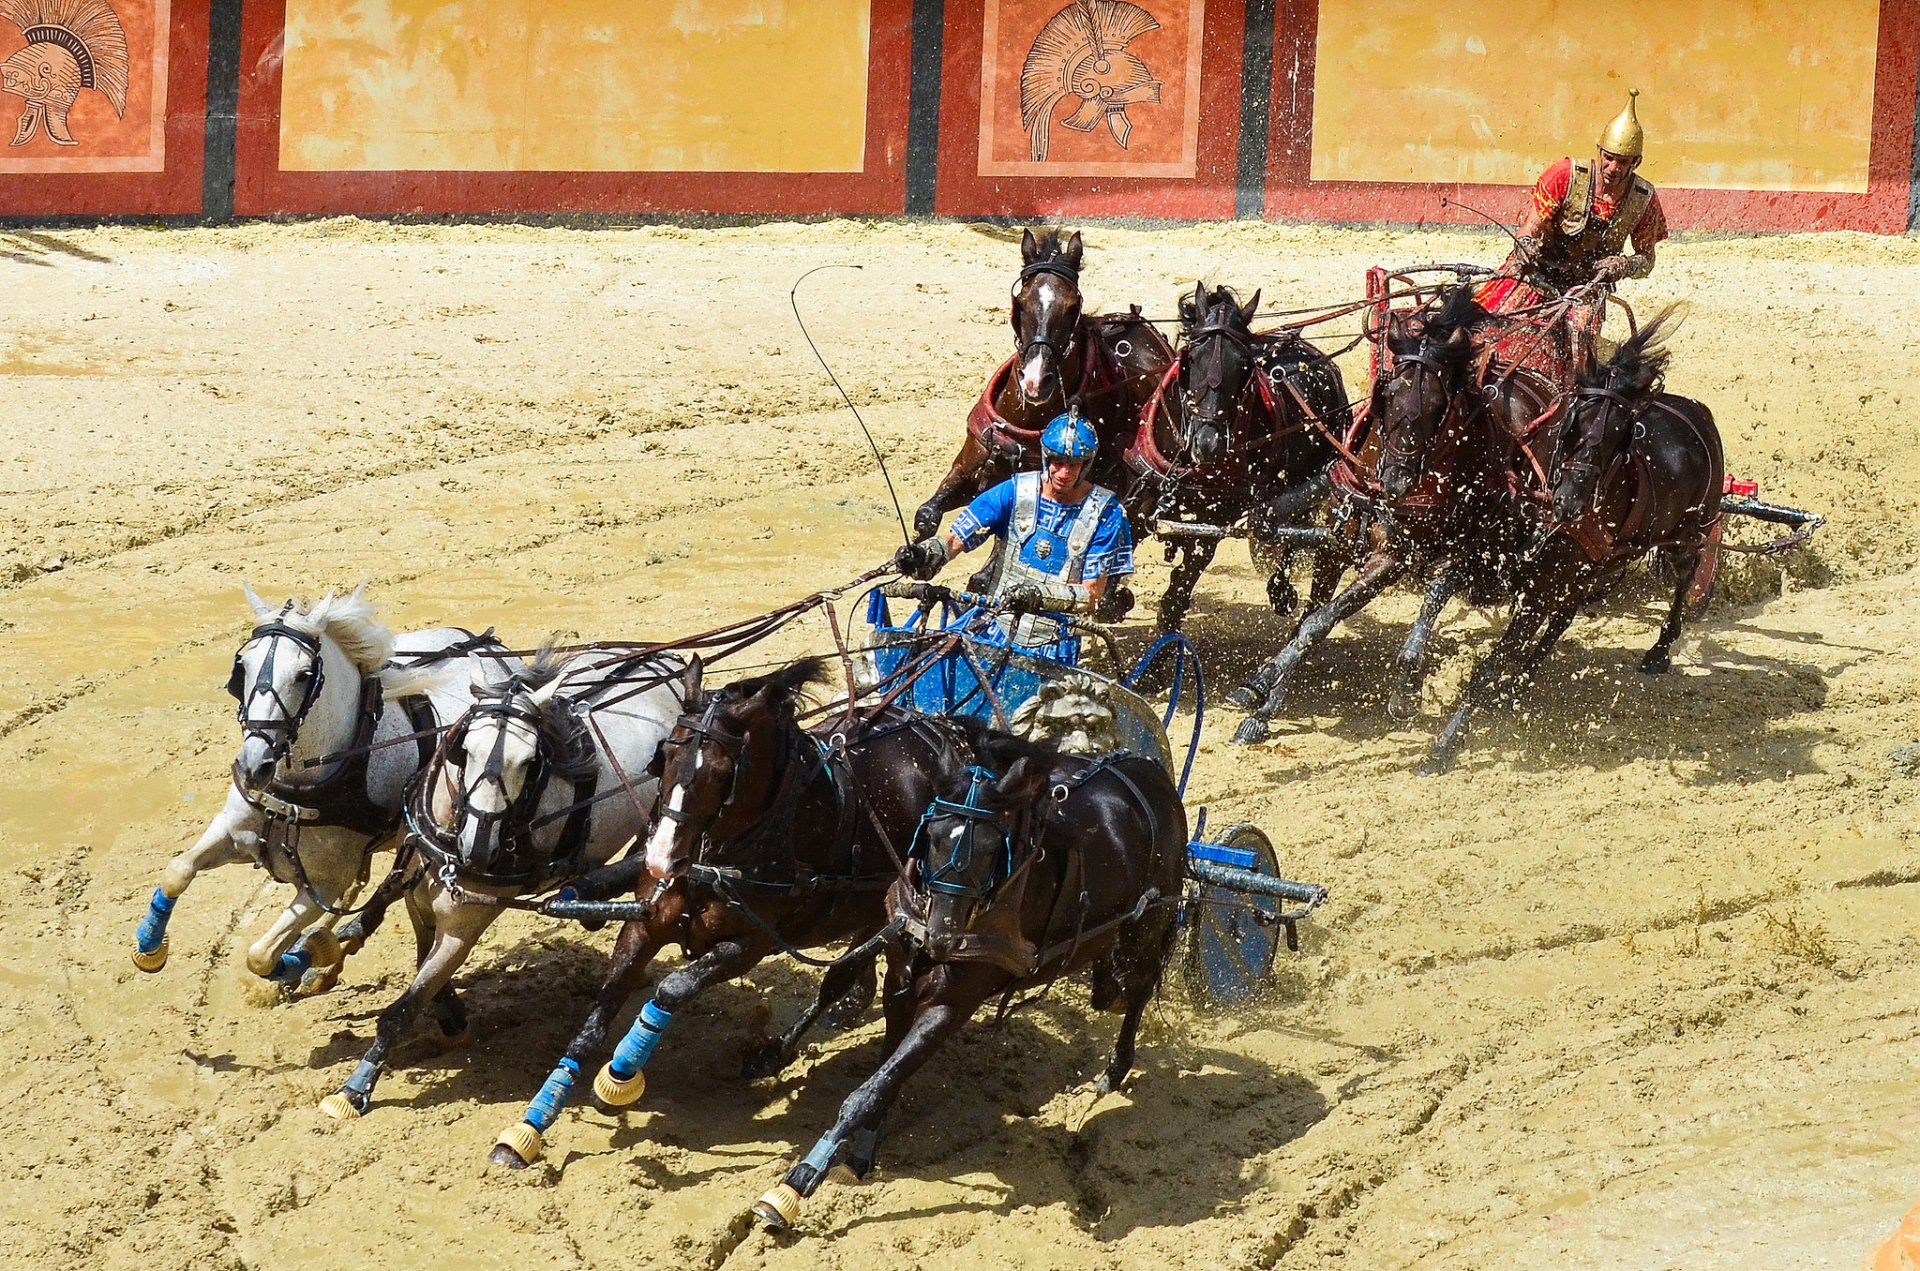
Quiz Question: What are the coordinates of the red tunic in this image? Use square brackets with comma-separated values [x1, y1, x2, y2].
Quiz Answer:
[1479, 157, 1669, 313]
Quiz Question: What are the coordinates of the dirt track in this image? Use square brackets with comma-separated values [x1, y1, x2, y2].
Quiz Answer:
[1, 219, 1917, 1270]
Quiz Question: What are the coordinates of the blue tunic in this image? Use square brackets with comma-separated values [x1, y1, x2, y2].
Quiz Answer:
[951, 476, 1134, 583]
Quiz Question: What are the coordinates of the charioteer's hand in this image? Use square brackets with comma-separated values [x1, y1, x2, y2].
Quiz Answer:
[1591, 255, 1633, 286]
[892, 538, 948, 581]
[1000, 583, 1052, 612]
[1510, 235, 1542, 270]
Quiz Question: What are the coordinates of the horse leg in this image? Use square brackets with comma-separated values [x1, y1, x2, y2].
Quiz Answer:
[820, 953, 878, 1031]
[1230, 551, 1409, 742]
[318, 889, 495, 1120]
[826, 951, 919, 1188]
[333, 853, 412, 957]
[753, 999, 973, 1230]
[592, 936, 764, 1105]
[491, 916, 671, 1168]
[1423, 604, 1550, 775]
[133, 807, 254, 972]
[743, 947, 880, 1080]
[1641, 547, 1701, 674]
[1388, 566, 1461, 721]
[244, 828, 368, 987]
[1155, 539, 1217, 637]
[1098, 905, 1181, 1094]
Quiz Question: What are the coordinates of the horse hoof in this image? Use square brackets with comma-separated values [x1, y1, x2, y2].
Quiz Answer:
[1639, 652, 1672, 675]
[740, 1042, 790, 1081]
[131, 936, 170, 973]
[492, 1122, 542, 1168]
[827, 1163, 867, 1185]
[1417, 755, 1454, 779]
[299, 927, 344, 973]
[1386, 693, 1418, 722]
[296, 965, 340, 998]
[318, 1092, 364, 1121]
[594, 1064, 646, 1107]
[752, 1183, 802, 1231]
[1232, 717, 1270, 745]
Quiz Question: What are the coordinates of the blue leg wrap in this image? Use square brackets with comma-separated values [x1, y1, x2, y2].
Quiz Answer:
[344, 1058, 381, 1096]
[522, 1058, 579, 1132]
[607, 1000, 674, 1080]
[269, 947, 313, 984]
[800, 1133, 840, 1177]
[136, 887, 175, 954]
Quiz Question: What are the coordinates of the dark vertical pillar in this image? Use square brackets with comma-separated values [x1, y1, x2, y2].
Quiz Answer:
[905, 0, 946, 216]
[1908, 54, 1919, 231]
[202, 0, 243, 221]
[1235, 0, 1278, 219]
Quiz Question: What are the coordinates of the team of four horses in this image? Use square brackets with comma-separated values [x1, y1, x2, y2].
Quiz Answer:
[132, 226, 1808, 1231]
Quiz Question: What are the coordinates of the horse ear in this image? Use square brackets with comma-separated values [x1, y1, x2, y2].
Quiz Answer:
[242, 581, 275, 620]
[1239, 289, 1262, 325]
[1446, 323, 1470, 351]
[681, 655, 704, 702]
[1021, 227, 1038, 264]
[528, 674, 564, 709]
[646, 740, 666, 779]
[1064, 231, 1083, 269]
[1192, 280, 1208, 312]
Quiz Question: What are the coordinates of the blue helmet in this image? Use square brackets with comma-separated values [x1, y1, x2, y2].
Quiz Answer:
[1040, 412, 1098, 463]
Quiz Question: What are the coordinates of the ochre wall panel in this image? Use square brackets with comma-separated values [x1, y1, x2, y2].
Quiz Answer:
[278, 0, 871, 174]
[1309, 0, 1880, 193]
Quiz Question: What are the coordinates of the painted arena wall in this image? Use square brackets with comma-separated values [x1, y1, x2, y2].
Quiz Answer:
[2, 0, 1916, 231]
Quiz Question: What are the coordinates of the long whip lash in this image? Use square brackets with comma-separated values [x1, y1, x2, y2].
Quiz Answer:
[791, 263, 913, 547]
[1439, 195, 1525, 252]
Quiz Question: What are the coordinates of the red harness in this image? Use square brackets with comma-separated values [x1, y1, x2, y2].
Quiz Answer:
[965, 317, 1138, 467]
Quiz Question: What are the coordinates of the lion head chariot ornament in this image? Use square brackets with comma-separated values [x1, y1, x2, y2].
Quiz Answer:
[0, 0, 128, 147]
[1020, 0, 1163, 162]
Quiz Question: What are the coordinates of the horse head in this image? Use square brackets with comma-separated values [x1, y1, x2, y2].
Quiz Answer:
[431, 651, 579, 875]
[912, 755, 1048, 961]
[1553, 308, 1677, 521]
[1374, 289, 1481, 501]
[640, 656, 824, 882]
[1011, 227, 1084, 404]
[228, 583, 389, 793]
[1176, 282, 1260, 466]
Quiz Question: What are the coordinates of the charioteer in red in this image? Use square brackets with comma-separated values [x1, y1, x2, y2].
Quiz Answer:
[1479, 90, 1670, 368]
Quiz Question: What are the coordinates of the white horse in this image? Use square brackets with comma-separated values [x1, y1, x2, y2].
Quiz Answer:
[133, 584, 515, 992]
[318, 646, 686, 1121]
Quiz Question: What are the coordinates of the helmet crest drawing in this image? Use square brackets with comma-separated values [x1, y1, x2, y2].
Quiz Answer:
[1019, 0, 1163, 162]
[0, 0, 128, 147]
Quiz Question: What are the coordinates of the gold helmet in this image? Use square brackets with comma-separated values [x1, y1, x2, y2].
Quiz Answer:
[1597, 89, 1644, 159]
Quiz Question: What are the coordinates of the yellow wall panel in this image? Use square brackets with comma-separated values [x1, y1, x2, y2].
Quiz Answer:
[280, 0, 871, 172]
[1309, 0, 1879, 192]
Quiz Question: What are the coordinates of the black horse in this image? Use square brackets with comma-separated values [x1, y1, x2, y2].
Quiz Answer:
[752, 726, 1187, 1231]
[1229, 288, 1540, 741]
[1124, 282, 1347, 635]
[913, 228, 1172, 542]
[1426, 309, 1723, 769]
[489, 656, 972, 1168]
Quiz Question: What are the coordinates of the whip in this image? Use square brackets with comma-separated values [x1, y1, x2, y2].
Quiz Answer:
[790, 263, 913, 548]
[1439, 194, 1525, 253]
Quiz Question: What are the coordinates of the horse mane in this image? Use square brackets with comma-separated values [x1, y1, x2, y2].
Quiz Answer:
[715, 655, 832, 716]
[472, 642, 597, 781]
[942, 717, 1066, 808]
[1583, 303, 1681, 397]
[1178, 282, 1248, 331]
[249, 582, 395, 674]
[1387, 285, 1485, 363]
[1022, 226, 1081, 272]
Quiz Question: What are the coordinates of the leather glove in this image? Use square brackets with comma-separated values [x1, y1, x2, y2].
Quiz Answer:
[1510, 235, 1541, 269]
[892, 538, 947, 581]
[1001, 583, 1053, 612]
[1591, 255, 1632, 285]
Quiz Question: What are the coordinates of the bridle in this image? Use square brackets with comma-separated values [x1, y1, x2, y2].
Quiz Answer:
[1177, 311, 1263, 460]
[908, 765, 1015, 903]
[1377, 340, 1465, 480]
[1011, 258, 1083, 378]
[409, 682, 563, 884]
[1556, 381, 1642, 502]
[652, 696, 750, 837]
[226, 605, 327, 773]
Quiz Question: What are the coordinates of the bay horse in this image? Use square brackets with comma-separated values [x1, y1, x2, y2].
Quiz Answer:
[317, 647, 685, 1120]
[751, 725, 1186, 1231]
[1228, 287, 1550, 742]
[912, 228, 1172, 547]
[133, 584, 510, 992]
[1125, 282, 1347, 634]
[489, 655, 972, 1169]
[1425, 310, 1723, 770]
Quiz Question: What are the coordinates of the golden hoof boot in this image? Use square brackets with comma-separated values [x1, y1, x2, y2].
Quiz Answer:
[494, 1121, 543, 1166]
[302, 927, 345, 972]
[594, 1064, 645, 1107]
[131, 936, 170, 973]
[752, 1182, 802, 1231]
[318, 1092, 363, 1121]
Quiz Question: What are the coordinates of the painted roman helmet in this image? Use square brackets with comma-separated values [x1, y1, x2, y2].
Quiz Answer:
[1597, 88, 1645, 160]
[1041, 412, 1098, 463]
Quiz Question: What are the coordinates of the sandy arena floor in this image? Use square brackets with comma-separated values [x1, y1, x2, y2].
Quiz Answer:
[1, 219, 1917, 1270]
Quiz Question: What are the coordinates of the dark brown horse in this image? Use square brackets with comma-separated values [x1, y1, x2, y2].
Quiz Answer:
[1425, 310, 1723, 769]
[1124, 282, 1347, 634]
[751, 726, 1186, 1231]
[912, 227, 1172, 542]
[489, 656, 970, 1168]
[1228, 288, 1550, 742]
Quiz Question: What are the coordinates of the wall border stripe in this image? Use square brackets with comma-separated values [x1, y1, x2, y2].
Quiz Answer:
[1234, 0, 1277, 220]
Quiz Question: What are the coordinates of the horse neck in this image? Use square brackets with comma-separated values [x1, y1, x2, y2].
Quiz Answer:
[700, 712, 804, 864]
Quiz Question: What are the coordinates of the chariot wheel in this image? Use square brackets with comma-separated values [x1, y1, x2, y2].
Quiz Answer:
[1181, 824, 1283, 1006]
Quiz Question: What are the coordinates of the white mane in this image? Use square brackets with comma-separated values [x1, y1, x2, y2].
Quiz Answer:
[244, 581, 395, 675]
